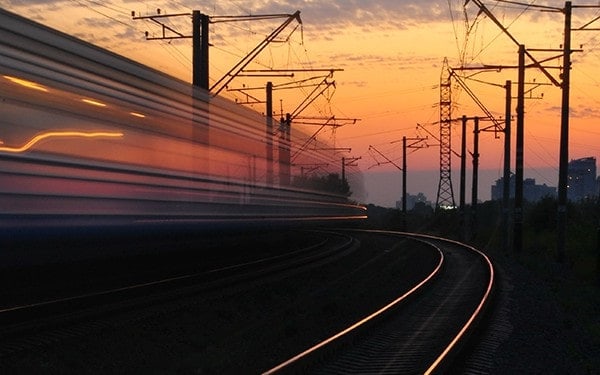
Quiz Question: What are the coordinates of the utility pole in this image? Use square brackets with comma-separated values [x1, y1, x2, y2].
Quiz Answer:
[266, 82, 274, 186]
[452, 78, 513, 245]
[443, 62, 506, 224]
[451, 60, 549, 251]
[228, 70, 351, 183]
[466, 0, 599, 260]
[456, 114, 483, 241]
[132, 10, 209, 90]
[342, 157, 361, 185]
[503, 80, 512, 254]
[192, 11, 209, 90]
[460, 116, 467, 211]
[471, 117, 480, 239]
[368, 139, 425, 230]
[514, 44, 526, 253]
[368, 144, 403, 208]
[402, 137, 408, 230]
[460, 115, 468, 241]
[557, 1, 572, 263]
[134, 10, 304, 95]
[279, 113, 292, 186]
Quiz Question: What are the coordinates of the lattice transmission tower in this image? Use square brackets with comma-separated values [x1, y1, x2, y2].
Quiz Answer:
[436, 57, 456, 209]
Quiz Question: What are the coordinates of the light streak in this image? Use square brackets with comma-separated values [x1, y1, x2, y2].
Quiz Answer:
[129, 112, 146, 118]
[0, 131, 124, 153]
[3, 75, 48, 92]
[81, 98, 107, 107]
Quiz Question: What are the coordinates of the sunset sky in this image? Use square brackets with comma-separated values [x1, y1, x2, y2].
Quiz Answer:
[2, 0, 599, 207]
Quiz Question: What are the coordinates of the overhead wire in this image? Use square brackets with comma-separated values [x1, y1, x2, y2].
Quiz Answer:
[200, 4, 344, 172]
[69, 0, 193, 75]
[466, 1, 533, 65]
[69, 0, 134, 29]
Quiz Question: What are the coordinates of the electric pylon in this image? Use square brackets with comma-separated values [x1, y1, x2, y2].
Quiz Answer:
[436, 57, 456, 209]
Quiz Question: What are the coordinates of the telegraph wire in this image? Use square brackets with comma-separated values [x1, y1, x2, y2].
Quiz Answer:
[69, 0, 193, 74]
[464, 1, 532, 65]
[494, 0, 554, 12]
[447, 0, 462, 63]
[69, 0, 133, 28]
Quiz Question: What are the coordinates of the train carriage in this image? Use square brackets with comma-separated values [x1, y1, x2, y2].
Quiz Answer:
[0, 8, 366, 233]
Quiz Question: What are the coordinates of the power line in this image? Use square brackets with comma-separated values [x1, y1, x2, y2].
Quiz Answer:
[69, 0, 136, 28]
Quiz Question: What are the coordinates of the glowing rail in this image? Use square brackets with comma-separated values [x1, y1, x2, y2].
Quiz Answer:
[263, 231, 495, 374]
[263, 235, 444, 374]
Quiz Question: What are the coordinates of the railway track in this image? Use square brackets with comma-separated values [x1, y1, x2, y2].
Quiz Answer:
[264, 230, 495, 374]
[0, 230, 493, 374]
[0, 230, 354, 351]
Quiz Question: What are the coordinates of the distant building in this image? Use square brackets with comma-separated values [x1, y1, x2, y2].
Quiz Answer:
[567, 157, 597, 201]
[491, 175, 556, 202]
[396, 192, 432, 210]
[491, 175, 514, 201]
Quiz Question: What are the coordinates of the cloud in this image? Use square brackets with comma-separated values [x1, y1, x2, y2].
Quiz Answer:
[341, 80, 368, 88]
[4, 1, 452, 52]
[173, 0, 449, 29]
[541, 102, 600, 120]
[3, 0, 66, 5]
[4, 0, 67, 22]
[570, 104, 600, 119]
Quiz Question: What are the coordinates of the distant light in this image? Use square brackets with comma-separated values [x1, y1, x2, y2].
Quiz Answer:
[130, 112, 146, 118]
[82, 98, 107, 107]
[3, 75, 48, 92]
[438, 204, 457, 210]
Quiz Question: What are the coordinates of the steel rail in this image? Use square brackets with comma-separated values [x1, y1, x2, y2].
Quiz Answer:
[412, 233, 495, 375]
[262, 232, 445, 374]
[263, 230, 495, 374]
[0, 231, 354, 328]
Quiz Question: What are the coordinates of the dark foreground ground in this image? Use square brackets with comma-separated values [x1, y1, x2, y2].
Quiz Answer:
[476, 249, 600, 374]
[1, 227, 599, 374]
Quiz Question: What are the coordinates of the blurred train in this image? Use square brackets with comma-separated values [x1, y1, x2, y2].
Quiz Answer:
[0, 8, 366, 236]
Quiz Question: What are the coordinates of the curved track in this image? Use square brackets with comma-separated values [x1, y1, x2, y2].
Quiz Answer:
[264, 230, 495, 374]
[0, 229, 493, 374]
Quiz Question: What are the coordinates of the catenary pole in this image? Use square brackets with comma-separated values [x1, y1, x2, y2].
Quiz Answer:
[192, 11, 209, 90]
[471, 117, 480, 239]
[503, 80, 512, 253]
[402, 136, 407, 215]
[266, 82, 274, 186]
[460, 115, 467, 241]
[514, 45, 525, 253]
[557, 1, 572, 263]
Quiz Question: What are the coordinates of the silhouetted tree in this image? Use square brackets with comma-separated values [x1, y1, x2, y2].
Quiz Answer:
[292, 173, 351, 197]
